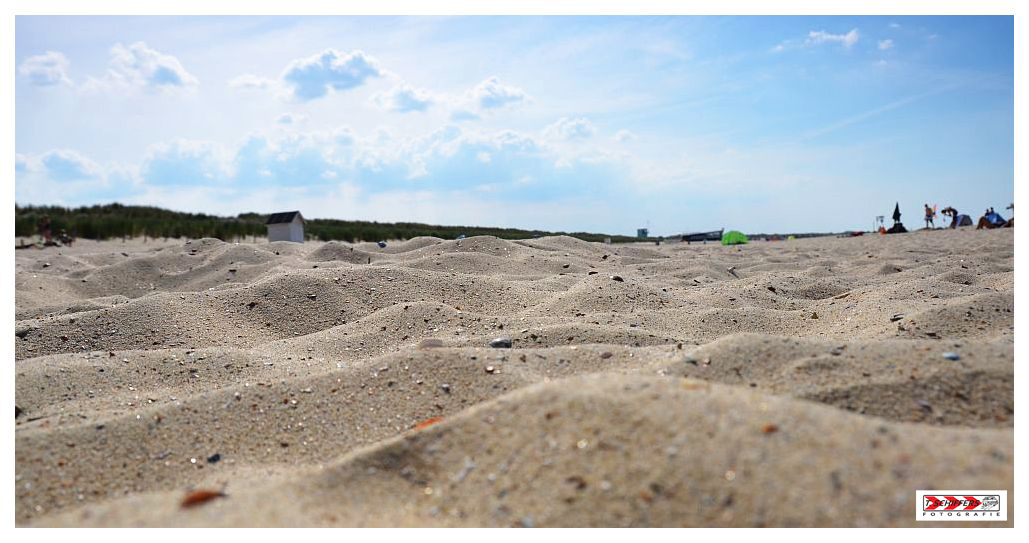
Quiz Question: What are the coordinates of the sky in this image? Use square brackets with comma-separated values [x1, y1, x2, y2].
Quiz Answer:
[14, 15, 1014, 235]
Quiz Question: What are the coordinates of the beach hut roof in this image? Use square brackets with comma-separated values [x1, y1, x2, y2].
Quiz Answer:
[266, 211, 303, 225]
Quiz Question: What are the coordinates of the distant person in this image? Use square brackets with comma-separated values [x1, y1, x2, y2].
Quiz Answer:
[57, 229, 73, 246]
[941, 206, 972, 228]
[977, 208, 1006, 230]
[924, 204, 935, 228]
[38, 215, 52, 243]
[941, 207, 957, 228]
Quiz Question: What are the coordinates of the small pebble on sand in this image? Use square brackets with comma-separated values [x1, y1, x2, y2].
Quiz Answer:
[418, 338, 445, 349]
[489, 337, 513, 348]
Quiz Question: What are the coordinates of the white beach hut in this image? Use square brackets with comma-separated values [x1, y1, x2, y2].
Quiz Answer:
[266, 211, 305, 242]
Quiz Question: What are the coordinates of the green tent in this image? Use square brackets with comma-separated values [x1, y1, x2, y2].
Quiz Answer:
[721, 230, 748, 246]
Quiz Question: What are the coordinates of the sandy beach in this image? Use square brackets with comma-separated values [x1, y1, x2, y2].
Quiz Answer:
[14, 228, 1013, 527]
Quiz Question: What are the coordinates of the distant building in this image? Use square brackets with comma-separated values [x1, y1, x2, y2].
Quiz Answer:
[637, 228, 649, 238]
[266, 211, 305, 242]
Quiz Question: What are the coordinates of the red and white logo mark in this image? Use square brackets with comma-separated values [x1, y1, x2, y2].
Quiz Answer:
[916, 491, 1006, 521]
[923, 496, 996, 511]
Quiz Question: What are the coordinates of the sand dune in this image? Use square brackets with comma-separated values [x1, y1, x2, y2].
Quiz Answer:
[15, 228, 1013, 526]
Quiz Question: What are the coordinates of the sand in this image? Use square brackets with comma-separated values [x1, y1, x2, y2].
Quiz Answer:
[14, 228, 1014, 527]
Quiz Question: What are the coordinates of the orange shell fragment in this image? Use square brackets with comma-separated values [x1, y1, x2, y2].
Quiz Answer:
[180, 489, 226, 508]
[414, 416, 443, 430]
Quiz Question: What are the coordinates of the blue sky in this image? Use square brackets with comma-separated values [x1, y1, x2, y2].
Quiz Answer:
[15, 15, 1013, 234]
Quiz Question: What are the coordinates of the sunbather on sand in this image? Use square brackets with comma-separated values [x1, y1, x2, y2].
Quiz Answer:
[977, 208, 1006, 230]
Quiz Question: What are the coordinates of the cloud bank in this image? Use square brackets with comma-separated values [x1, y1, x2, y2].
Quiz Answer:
[17, 122, 627, 208]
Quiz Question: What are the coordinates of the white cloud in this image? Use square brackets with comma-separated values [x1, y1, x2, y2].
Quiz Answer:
[84, 42, 198, 93]
[20, 43, 198, 95]
[15, 150, 141, 205]
[18, 51, 73, 87]
[15, 154, 29, 173]
[878, 39, 894, 50]
[42, 150, 103, 181]
[807, 29, 860, 48]
[280, 49, 381, 101]
[333, 127, 356, 146]
[229, 74, 277, 91]
[373, 83, 434, 112]
[141, 139, 234, 184]
[543, 117, 596, 141]
[417, 76, 531, 120]
[775, 28, 860, 53]
[469, 76, 528, 110]
[20, 149, 104, 181]
[450, 109, 481, 122]
[230, 49, 383, 102]
[614, 129, 638, 142]
[276, 113, 307, 125]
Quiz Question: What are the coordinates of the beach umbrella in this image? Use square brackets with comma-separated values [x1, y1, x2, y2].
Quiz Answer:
[721, 230, 749, 245]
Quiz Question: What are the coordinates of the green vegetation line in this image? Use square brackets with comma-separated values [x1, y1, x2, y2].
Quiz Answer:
[15, 203, 651, 244]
